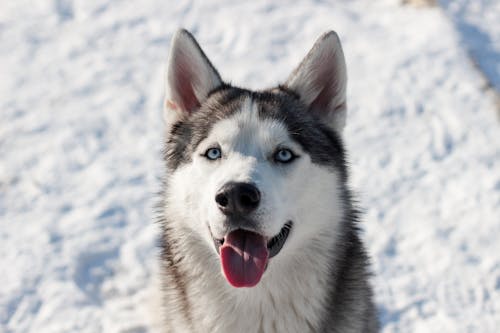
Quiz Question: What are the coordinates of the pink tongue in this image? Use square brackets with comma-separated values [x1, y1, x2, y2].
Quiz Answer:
[220, 229, 269, 288]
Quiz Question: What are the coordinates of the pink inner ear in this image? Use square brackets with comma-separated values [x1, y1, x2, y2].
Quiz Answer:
[310, 84, 331, 112]
[308, 50, 340, 113]
[175, 58, 201, 114]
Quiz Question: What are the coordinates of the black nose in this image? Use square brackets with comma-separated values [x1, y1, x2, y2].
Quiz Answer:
[215, 182, 261, 215]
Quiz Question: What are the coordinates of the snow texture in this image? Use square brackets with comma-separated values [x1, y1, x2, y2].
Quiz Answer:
[440, 0, 500, 92]
[1, 0, 499, 332]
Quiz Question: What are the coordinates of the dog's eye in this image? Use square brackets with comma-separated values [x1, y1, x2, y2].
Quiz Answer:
[205, 147, 222, 160]
[274, 148, 296, 163]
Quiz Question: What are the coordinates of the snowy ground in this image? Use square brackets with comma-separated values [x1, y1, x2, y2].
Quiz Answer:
[1, 0, 499, 332]
[440, 0, 500, 93]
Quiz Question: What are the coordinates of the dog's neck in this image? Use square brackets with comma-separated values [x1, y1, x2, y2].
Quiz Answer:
[165, 225, 339, 332]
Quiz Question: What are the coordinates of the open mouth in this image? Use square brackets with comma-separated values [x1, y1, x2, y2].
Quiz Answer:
[266, 221, 293, 258]
[212, 221, 293, 258]
[211, 221, 293, 288]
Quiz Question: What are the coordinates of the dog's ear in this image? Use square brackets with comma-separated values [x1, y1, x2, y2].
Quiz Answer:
[164, 29, 222, 124]
[285, 31, 347, 133]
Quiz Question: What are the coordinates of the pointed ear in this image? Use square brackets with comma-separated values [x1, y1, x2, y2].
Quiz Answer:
[164, 29, 223, 124]
[285, 31, 347, 133]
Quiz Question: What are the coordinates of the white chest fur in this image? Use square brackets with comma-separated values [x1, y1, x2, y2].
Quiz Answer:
[167, 233, 335, 333]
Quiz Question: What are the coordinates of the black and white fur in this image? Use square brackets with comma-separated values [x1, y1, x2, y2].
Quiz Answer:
[158, 29, 378, 332]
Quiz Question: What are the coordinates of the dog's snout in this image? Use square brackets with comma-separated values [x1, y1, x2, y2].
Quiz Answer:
[215, 182, 261, 215]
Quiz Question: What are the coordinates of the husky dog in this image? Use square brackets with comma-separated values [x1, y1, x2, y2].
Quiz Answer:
[159, 29, 378, 332]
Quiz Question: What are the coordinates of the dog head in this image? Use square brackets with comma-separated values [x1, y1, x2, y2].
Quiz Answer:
[163, 29, 348, 288]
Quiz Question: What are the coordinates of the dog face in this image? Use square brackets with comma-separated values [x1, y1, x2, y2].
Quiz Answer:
[163, 29, 349, 287]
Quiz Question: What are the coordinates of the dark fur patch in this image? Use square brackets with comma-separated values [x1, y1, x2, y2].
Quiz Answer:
[253, 90, 348, 181]
[318, 190, 379, 332]
[165, 86, 248, 170]
[165, 85, 347, 183]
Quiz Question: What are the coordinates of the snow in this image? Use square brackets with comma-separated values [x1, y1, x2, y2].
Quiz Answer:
[1, 0, 499, 332]
[440, 0, 500, 92]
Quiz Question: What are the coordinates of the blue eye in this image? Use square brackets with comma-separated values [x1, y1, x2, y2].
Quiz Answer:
[274, 148, 295, 163]
[205, 147, 222, 160]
